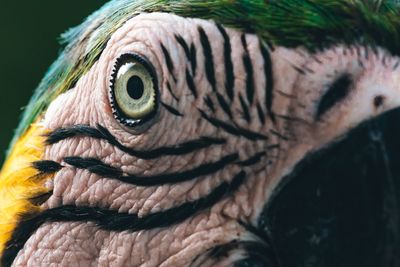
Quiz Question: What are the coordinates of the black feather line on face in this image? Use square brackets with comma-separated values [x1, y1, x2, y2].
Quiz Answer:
[198, 109, 268, 141]
[216, 23, 235, 101]
[62, 149, 267, 187]
[216, 92, 233, 119]
[2, 171, 246, 267]
[270, 129, 289, 142]
[239, 93, 251, 123]
[236, 152, 266, 167]
[186, 68, 198, 98]
[315, 73, 352, 120]
[175, 34, 191, 63]
[198, 26, 217, 92]
[241, 35, 255, 105]
[204, 95, 216, 113]
[63, 153, 239, 186]
[161, 101, 184, 117]
[29, 191, 53, 206]
[160, 43, 176, 82]
[32, 160, 63, 174]
[256, 102, 266, 125]
[46, 124, 226, 159]
[46, 125, 104, 145]
[166, 81, 179, 101]
[260, 41, 276, 123]
[190, 43, 197, 76]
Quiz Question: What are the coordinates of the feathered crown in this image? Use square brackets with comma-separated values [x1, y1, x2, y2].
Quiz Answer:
[13, 0, 400, 150]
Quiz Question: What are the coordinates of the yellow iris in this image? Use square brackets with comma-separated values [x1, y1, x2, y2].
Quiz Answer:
[113, 59, 156, 120]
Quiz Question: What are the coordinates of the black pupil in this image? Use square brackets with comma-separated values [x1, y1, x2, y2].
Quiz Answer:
[127, 75, 144, 100]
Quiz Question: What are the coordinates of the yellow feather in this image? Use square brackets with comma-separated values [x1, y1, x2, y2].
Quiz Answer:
[0, 121, 51, 255]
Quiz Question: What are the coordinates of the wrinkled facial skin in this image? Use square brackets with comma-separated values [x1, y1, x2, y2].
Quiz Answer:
[10, 13, 400, 266]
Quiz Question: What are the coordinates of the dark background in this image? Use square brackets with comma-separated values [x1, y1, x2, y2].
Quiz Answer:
[0, 1, 108, 164]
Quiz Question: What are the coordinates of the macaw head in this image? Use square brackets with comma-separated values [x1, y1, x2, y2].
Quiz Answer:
[1, 0, 400, 266]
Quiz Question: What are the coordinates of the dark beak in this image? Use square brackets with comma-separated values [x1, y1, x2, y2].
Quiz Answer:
[259, 107, 400, 266]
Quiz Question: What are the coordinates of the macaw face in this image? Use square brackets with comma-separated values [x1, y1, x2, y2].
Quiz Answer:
[3, 11, 400, 267]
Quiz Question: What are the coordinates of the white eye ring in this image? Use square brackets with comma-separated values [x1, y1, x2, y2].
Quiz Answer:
[109, 53, 159, 127]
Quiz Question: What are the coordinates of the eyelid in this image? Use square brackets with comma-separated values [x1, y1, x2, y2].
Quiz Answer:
[109, 53, 160, 129]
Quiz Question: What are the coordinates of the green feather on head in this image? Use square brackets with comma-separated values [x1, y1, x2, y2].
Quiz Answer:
[13, 0, 400, 150]
[3, 0, 400, 265]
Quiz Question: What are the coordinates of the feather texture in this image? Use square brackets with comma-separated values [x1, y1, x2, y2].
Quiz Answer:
[11, 0, 400, 151]
[0, 121, 51, 254]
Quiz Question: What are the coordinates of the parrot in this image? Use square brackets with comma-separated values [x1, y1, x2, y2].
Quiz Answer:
[0, 0, 400, 266]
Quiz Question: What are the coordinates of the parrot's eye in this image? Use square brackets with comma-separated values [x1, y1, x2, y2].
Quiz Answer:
[109, 53, 158, 127]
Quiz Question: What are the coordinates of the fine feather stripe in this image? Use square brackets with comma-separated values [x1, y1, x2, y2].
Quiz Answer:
[17, 0, 400, 151]
[256, 102, 266, 125]
[236, 152, 266, 167]
[46, 125, 102, 144]
[161, 102, 184, 117]
[190, 43, 197, 76]
[175, 34, 191, 62]
[160, 43, 176, 82]
[216, 24, 234, 101]
[270, 129, 289, 141]
[64, 153, 239, 186]
[315, 73, 352, 120]
[2, 171, 246, 267]
[239, 93, 251, 123]
[260, 41, 276, 123]
[198, 109, 268, 141]
[216, 92, 233, 119]
[29, 191, 53, 206]
[32, 160, 62, 174]
[186, 68, 198, 98]
[46, 124, 226, 159]
[204, 95, 216, 113]
[166, 82, 179, 101]
[241, 35, 255, 105]
[198, 26, 217, 92]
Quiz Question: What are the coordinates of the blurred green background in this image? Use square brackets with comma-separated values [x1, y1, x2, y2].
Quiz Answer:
[0, 1, 108, 165]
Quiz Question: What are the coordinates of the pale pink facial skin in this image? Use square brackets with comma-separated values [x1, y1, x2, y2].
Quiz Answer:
[13, 13, 400, 266]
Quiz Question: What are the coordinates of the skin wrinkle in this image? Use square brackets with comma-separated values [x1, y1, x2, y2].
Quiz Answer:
[11, 11, 400, 267]
[139, 155, 228, 211]
[46, 158, 243, 217]
[41, 14, 269, 218]
[47, 130, 220, 177]
[21, 13, 290, 266]
[160, 218, 251, 267]
[15, 222, 105, 266]
[46, 136, 240, 214]
[82, 215, 242, 267]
